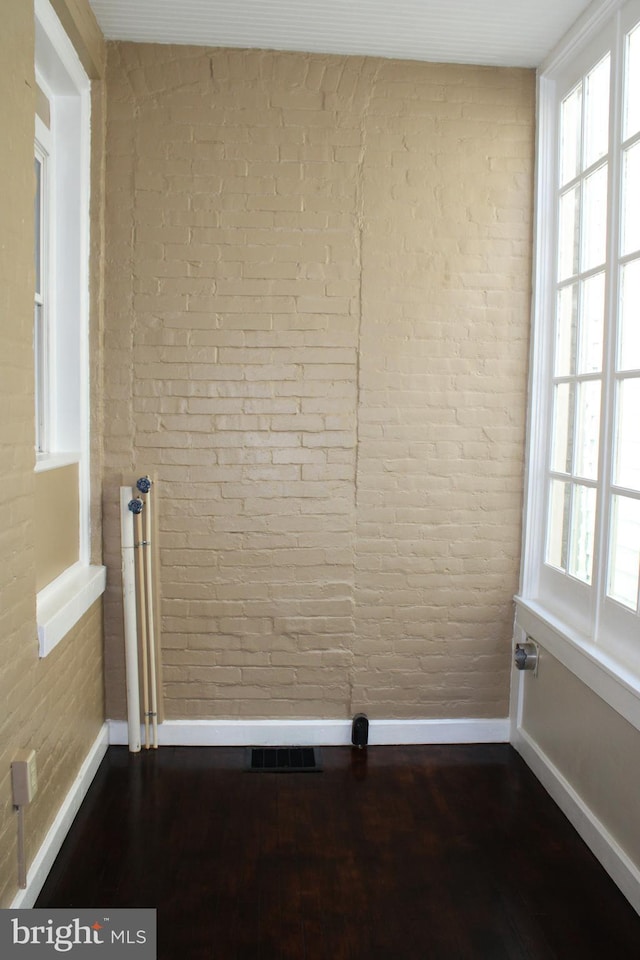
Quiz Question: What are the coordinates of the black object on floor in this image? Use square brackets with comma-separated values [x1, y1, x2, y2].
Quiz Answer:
[351, 713, 369, 748]
[247, 746, 322, 771]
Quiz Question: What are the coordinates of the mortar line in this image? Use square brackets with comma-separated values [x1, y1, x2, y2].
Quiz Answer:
[349, 58, 383, 718]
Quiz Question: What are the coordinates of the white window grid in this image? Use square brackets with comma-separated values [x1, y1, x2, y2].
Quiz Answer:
[522, 0, 640, 669]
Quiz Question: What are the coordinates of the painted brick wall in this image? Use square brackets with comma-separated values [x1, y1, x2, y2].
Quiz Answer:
[103, 44, 534, 721]
[353, 62, 534, 717]
[0, 0, 106, 907]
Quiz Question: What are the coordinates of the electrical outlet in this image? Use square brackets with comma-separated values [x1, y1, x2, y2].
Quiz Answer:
[11, 750, 37, 806]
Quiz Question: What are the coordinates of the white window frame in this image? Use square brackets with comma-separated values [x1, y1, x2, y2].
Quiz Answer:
[34, 116, 51, 454]
[34, 0, 105, 657]
[517, 0, 640, 733]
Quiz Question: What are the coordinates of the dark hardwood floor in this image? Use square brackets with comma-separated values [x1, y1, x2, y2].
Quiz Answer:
[36, 744, 640, 959]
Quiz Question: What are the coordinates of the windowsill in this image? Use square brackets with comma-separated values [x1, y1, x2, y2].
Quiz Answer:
[514, 595, 640, 736]
[35, 451, 81, 473]
[37, 562, 106, 658]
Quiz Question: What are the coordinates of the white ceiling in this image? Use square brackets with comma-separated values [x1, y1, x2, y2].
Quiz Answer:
[88, 0, 594, 69]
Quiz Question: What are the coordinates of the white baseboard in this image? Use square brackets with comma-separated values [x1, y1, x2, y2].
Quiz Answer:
[11, 724, 109, 909]
[108, 716, 509, 747]
[14, 717, 636, 917]
[513, 726, 640, 916]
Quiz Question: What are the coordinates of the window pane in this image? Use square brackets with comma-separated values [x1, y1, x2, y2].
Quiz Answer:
[551, 382, 574, 473]
[574, 380, 601, 480]
[34, 156, 42, 298]
[624, 23, 640, 140]
[579, 271, 605, 373]
[619, 258, 640, 370]
[608, 494, 640, 609]
[581, 163, 608, 271]
[568, 483, 596, 583]
[584, 55, 610, 168]
[547, 479, 571, 571]
[558, 186, 580, 280]
[622, 140, 640, 255]
[614, 377, 640, 491]
[560, 83, 582, 185]
[555, 284, 577, 376]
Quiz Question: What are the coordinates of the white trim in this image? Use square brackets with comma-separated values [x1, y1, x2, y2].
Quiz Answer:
[34, 451, 81, 473]
[11, 726, 109, 909]
[541, 0, 624, 75]
[35, 0, 89, 94]
[77, 80, 91, 565]
[512, 725, 640, 916]
[509, 621, 527, 741]
[107, 717, 509, 747]
[519, 69, 557, 603]
[515, 596, 640, 732]
[37, 563, 107, 658]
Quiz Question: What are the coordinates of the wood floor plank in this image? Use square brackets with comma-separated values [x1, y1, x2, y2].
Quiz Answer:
[36, 744, 640, 959]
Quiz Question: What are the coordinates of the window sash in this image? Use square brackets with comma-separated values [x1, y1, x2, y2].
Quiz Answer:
[523, 0, 640, 668]
[35, 0, 92, 569]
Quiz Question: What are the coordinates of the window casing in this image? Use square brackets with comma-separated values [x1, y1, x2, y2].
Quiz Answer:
[34, 0, 105, 657]
[521, 0, 640, 678]
[34, 11, 90, 476]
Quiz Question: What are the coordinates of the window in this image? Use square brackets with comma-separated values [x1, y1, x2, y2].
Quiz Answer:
[35, 0, 90, 472]
[34, 120, 50, 453]
[520, 0, 640, 675]
[34, 0, 105, 656]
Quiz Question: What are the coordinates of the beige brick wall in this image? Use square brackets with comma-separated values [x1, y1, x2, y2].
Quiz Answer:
[353, 63, 534, 718]
[103, 44, 534, 721]
[0, 0, 106, 907]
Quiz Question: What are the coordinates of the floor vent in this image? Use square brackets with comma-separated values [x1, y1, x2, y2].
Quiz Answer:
[247, 747, 322, 773]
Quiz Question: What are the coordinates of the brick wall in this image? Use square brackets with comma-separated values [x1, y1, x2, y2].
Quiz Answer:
[0, 0, 106, 907]
[104, 44, 535, 721]
[0, 12, 39, 901]
[353, 62, 533, 717]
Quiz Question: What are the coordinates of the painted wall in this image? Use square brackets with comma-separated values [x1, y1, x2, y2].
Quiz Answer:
[521, 653, 640, 865]
[103, 44, 535, 722]
[0, 0, 105, 907]
[516, 647, 640, 904]
[35, 465, 79, 591]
